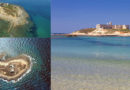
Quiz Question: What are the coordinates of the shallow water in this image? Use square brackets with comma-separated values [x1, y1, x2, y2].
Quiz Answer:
[52, 36, 130, 90]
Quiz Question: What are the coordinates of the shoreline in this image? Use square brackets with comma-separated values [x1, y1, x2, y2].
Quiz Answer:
[52, 34, 130, 37]
[12, 54, 33, 83]
[0, 3, 29, 26]
[0, 54, 32, 83]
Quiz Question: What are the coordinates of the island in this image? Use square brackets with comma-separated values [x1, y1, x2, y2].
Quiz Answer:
[0, 3, 36, 37]
[0, 54, 31, 82]
[53, 22, 130, 37]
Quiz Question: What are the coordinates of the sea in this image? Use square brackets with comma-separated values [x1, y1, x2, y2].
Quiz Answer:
[0, 38, 50, 90]
[52, 36, 130, 90]
[1, 0, 50, 38]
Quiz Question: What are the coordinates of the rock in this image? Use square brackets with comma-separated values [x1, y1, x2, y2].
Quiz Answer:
[0, 3, 36, 37]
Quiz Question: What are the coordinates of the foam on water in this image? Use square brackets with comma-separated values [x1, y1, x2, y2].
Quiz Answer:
[14, 54, 33, 83]
[0, 54, 33, 83]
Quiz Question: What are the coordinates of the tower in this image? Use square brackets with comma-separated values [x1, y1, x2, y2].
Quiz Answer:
[108, 22, 112, 25]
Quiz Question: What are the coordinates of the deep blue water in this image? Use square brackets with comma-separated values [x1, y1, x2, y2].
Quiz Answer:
[1, 0, 50, 37]
[0, 38, 50, 90]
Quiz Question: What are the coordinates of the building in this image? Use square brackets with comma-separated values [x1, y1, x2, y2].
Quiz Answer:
[122, 25, 129, 29]
[114, 25, 122, 29]
[96, 22, 130, 30]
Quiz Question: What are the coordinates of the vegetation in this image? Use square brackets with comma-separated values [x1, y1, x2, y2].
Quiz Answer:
[102, 29, 130, 34]
[74, 28, 96, 34]
[0, 3, 37, 37]
[110, 29, 130, 33]
[2, 4, 18, 16]
[0, 19, 37, 37]
[75, 28, 130, 34]
[0, 19, 10, 37]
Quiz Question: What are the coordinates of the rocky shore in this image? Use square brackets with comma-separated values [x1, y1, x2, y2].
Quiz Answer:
[0, 54, 31, 82]
[0, 3, 29, 27]
[60, 28, 130, 37]
[0, 3, 36, 37]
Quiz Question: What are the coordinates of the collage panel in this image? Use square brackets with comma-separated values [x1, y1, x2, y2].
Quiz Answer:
[0, 0, 51, 89]
[0, 38, 50, 89]
[0, 0, 50, 37]
[52, 0, 130, 90]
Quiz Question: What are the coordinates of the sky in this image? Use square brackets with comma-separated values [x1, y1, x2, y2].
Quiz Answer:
[52, 0, 130, 33]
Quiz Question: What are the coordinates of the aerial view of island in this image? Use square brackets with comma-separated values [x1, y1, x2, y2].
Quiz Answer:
[0, 0, 50, 37]
[0, 54, 31, 82]
[0, 3, 35, 37]
[0, 38, 50, 90]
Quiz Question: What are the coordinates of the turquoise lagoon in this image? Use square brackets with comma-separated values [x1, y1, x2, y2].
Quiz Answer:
[52, 36, 130, 90]
[1, 0, 50, 37]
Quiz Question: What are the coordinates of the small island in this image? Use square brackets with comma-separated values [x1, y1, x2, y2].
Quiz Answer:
[0, 3, 36, 37]
[54, 22, 130, 37]
[0, 54, 31, 82]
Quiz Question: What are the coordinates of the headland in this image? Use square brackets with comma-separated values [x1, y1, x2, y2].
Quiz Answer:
[0, 3, 29, 25]
[0, 3, 35, 37]
[53, 22, 130, 37]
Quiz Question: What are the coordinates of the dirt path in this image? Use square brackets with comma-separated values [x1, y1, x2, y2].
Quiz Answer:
[8, 23, 14, 32]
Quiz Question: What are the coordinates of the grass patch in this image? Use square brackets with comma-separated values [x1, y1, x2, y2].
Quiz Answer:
[74, 28, 96, 34]
[2, 4, 18, 16]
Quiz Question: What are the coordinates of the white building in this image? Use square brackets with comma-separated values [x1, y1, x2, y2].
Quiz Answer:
[96, 22, 129, 30]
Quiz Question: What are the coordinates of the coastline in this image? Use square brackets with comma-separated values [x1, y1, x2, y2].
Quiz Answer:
[0, 54, 32, 83]
[0, 3, 36, 37]
[12, 54, 33, 83]
[0, 3, 29, 26]
[51, 28, 130, 37]
[52, 33, 130, 37]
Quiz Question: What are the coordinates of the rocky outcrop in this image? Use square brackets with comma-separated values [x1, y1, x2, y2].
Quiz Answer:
[0, 3, 36, 37]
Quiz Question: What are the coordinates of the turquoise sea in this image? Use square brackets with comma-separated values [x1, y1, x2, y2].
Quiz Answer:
[52, 36, 130, 90]
[0, 38, 50, 90]
[1, 0, 50, 37]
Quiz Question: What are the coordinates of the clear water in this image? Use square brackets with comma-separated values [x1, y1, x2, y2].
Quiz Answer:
[52, 36, 130, 90]
[1, 0, 50, 38]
